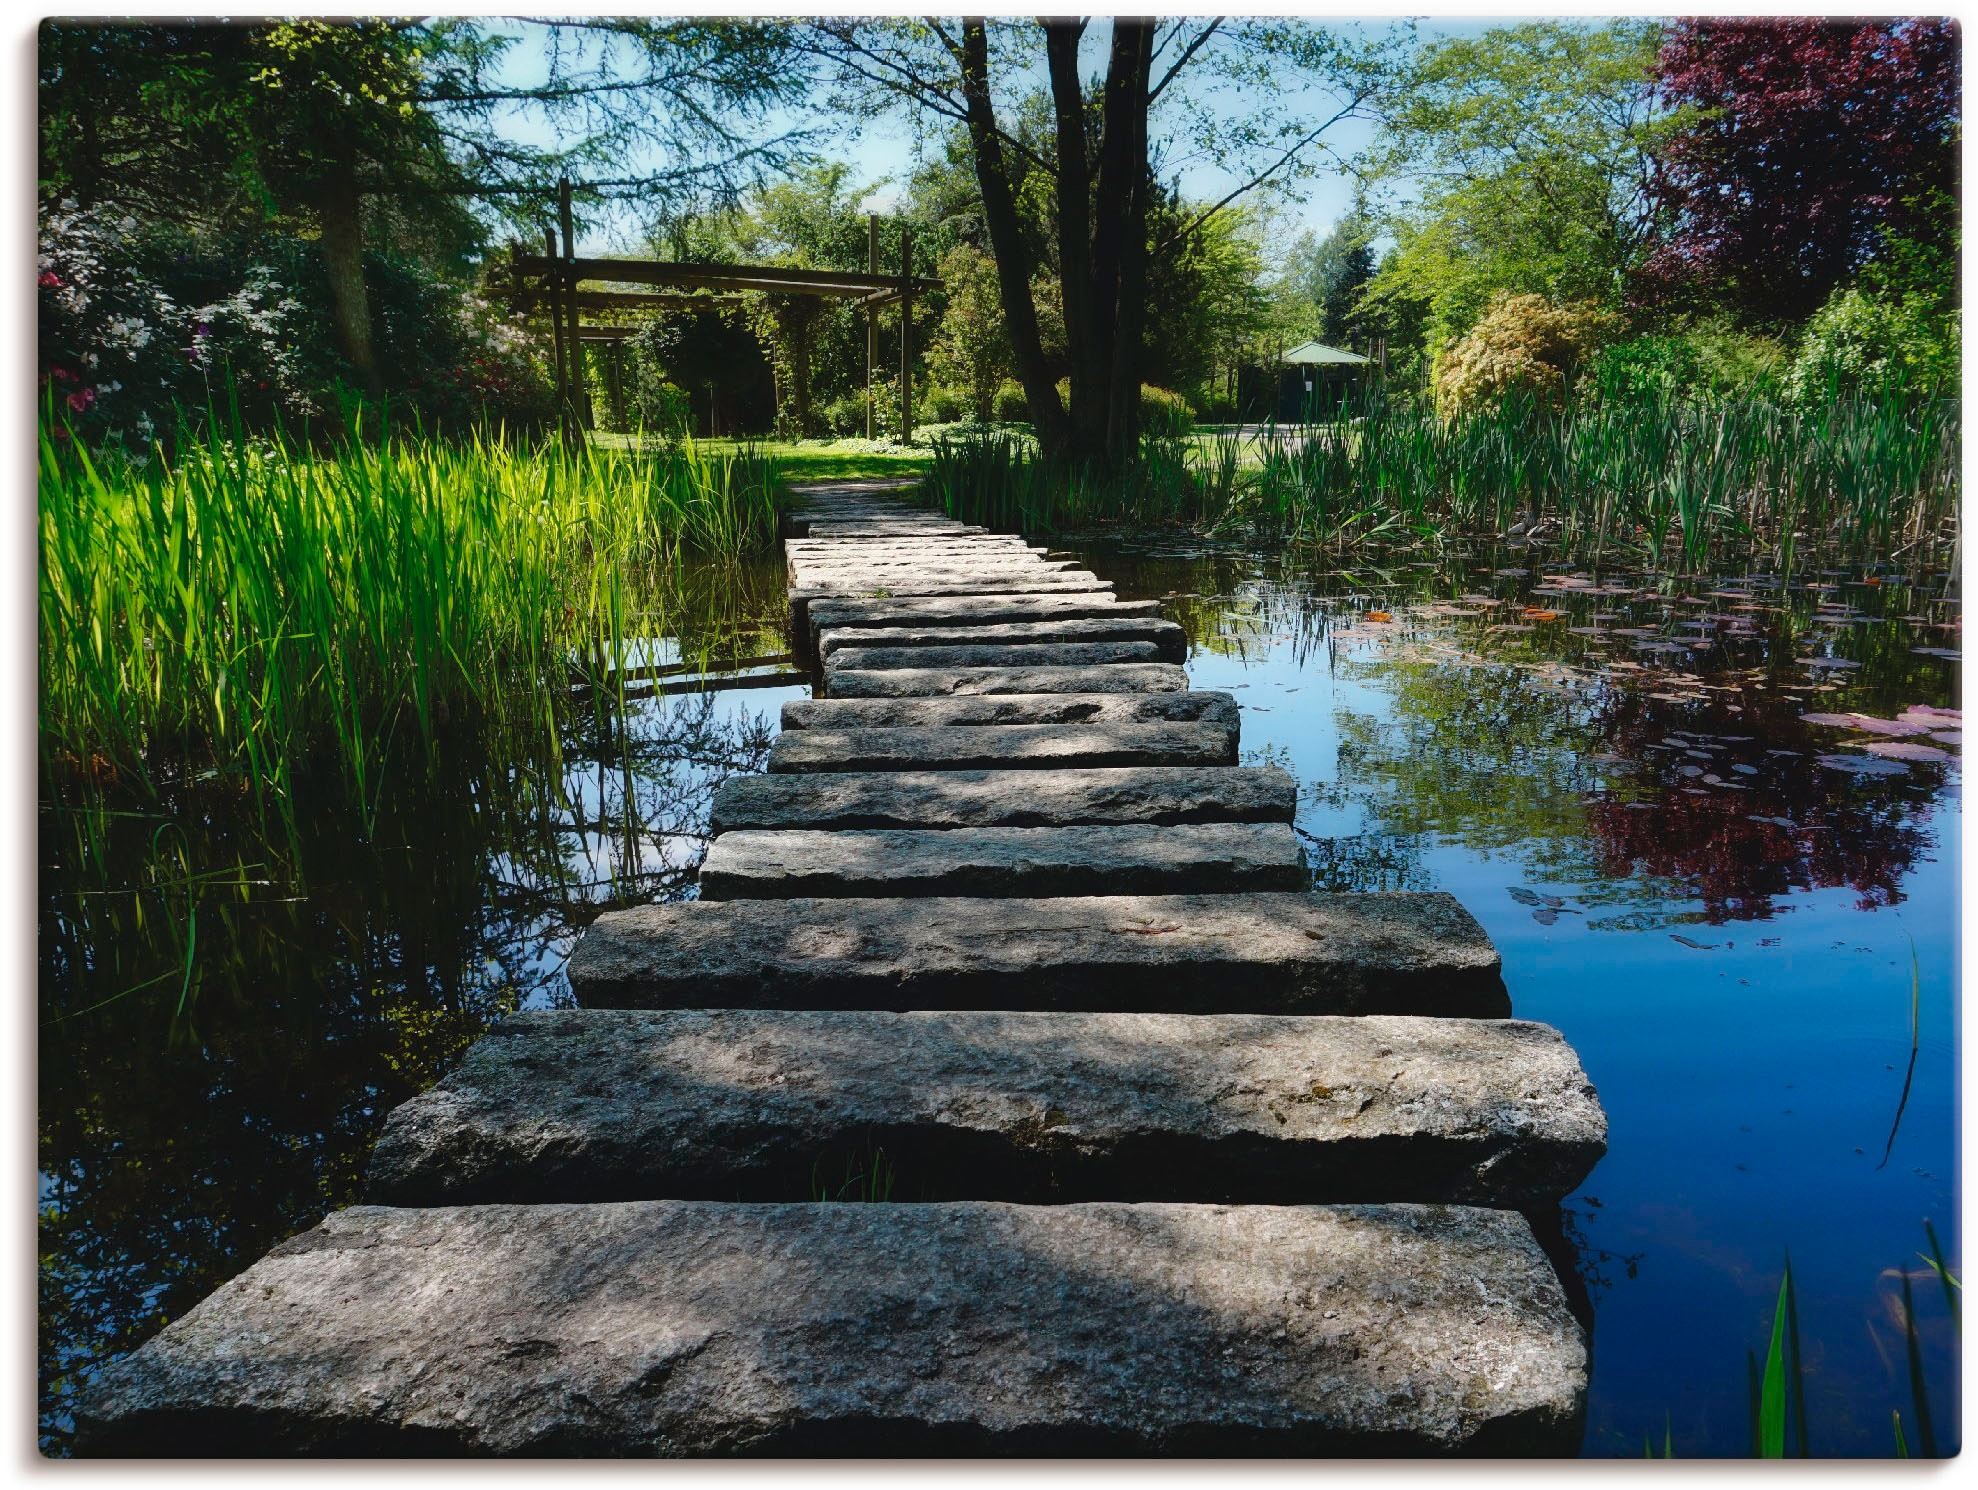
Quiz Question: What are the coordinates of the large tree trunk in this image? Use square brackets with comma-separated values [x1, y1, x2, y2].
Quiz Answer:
[1092, 20, 1155, 469]
[958, 21, 1069, 458]
[1044, 21, 1100, 461]
[317, 145, 381, 400]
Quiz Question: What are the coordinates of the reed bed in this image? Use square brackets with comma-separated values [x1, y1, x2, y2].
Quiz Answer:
[39, 416, 783, 826]
[930, 385, 1959, 568]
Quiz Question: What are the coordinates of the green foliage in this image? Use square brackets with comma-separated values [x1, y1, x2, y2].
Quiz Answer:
[1139, 385, 1196, 440]
[1787, 287, 1959, 404]
[993, 379, 1030, 423]
[38, 404, 782, 832]
[1365, 21, 1664, 357]
[927, 242, 1010, 422]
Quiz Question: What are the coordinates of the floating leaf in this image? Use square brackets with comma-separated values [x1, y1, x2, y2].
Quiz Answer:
[1507, 887, 1541, 906]
[1671, 934, 1718, 950]
[1533, 908, 1559, 925]
[1930, 731, 1961, 745]
[1845, 715, 1935, 737]
[1911, 647, 1962, 661]
[1522, 609, 1560, 621]
[1799, 712, 1860, 727]
[1863, 741, 1952, 762]
[1818, 754, 1912, 776]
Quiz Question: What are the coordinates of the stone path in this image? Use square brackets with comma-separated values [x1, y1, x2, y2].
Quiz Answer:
[74, 481, 1607, 1457]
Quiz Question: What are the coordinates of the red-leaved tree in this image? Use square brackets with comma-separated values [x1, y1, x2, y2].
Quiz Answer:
[1639, 17, 1959, 325]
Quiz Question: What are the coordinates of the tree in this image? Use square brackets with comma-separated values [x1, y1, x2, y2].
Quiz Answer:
[1285, 194, 1376, 347]
[1640, 17, 1959, 326]
[1432, 292, 1620, 415]
[800, 18, 1397, 472]
[927, 243, 1010, 420]
[1361, 21, 1662, 356]
[41, 18, 806, 400]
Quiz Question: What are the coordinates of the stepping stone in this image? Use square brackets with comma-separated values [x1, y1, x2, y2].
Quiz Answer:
[782, 691, 1241, 732]
[820, 617, 1188, 664]
[825, 641, 1166, 672]
[713, 765, 1292, 830]
[366, 1008, 1606, 1209]
[72, 1200, 1587, 1456]
[806, 594, 1164, 639]
[791, 577, 1114, 632]
[766, 722, 1236, 773]
[825, 663, 1185, 697]
[697, 823, 1307, 899]
[568, 892, 1506, 1016]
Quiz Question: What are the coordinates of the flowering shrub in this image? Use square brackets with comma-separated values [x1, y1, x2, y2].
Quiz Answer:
[1432, 293, 1620, 416]
[39, 203, 554, 447]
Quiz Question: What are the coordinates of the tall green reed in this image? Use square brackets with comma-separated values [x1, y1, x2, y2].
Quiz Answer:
[929, 381, 1957, 568]
[39, 409, 783, 831]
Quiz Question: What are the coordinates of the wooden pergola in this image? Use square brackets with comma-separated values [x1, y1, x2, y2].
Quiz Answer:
[513, 180, 940, 443]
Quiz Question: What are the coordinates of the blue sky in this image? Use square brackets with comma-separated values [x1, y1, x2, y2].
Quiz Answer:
[478, 17, 1511, 262]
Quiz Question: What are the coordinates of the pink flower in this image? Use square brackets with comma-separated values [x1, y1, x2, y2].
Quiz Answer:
[38, 271, 61, 289]
[66, 387, 95, 413]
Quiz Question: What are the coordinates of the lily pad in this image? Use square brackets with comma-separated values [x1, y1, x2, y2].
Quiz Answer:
[1862, 740, 1952, 762]
[1817, 753, 1912, 777]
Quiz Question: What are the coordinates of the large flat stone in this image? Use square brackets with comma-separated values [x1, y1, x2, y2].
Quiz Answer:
[713, 765, 1292, 830]
[781, 691, 1241, 732]
[568, 892, 1507, 1017]
[697, 823, 1307, 900]
[825, 641, 1166, 672]
[820, 617, 1187, 663]
[367, 1008, 1606, 1209]
[806, 594, 1163, 640]
[72, 1200, 1587, 1456]
[824, 663, 1185, 697]
[766, 722, 1236, 773]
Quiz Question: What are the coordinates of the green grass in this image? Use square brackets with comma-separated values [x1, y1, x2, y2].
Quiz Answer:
[676, 437, 932, 486]
[40, 413, 784, 831]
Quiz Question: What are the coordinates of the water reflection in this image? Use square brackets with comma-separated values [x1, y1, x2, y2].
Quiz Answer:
[37, 559, 796, 1452]
[1081, 534, 1959, 1458]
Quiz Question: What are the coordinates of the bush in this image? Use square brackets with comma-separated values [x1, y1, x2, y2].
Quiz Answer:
[819, 390, 869, 437]
[1786, 285, 1959, 402]
[992, 379, 1029, 423]
[37, 202, 553, 446]
[1139, 384, 1195, 439]
[924, 384, 966, 424]
[1432, 293, 1621, 416]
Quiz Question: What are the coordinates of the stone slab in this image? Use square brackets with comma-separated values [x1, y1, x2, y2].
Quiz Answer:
[366, 1008, 1606, 1209]
[765, 722, 1236, 773]
[806, 595, 1163, 639]
[826, 641, 1166, 673]
[781, 691, 1241, 733]
[713, 765, 1291, 831]
[568, 892, 1507, 1017]
[73, 1200, 1586, 1456]
[820, 617, 1187, 664]
[824, 663, 1185, 698]
[698, 823, 1307, 900]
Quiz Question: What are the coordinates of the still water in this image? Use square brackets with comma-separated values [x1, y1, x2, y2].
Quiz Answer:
[39, 538, 1959, 1457]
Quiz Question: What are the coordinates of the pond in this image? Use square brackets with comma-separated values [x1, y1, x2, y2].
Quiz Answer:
[38, 535, 1960, 1457]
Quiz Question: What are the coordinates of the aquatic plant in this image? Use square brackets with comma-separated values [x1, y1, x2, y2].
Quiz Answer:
[39, 407, 782, 831]
[930, 382, 1958, 570]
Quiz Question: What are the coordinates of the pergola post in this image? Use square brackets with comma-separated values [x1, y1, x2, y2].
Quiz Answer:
[558, 178, 591, 437]
[543, 227, 568, 437]
[898, 222, 913, 447]
[866, 214, 879, 441]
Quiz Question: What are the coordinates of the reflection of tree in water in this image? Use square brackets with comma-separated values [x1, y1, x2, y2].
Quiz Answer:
[1308, 656, 1612, 893]
[37, 690, 773, 1451]
[1581, 693, 1942, 924]
[1306, 653, 1942, 923]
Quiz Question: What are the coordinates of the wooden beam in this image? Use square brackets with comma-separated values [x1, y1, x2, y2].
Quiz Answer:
[572, 290, 739, 312]
[514, 254, 939, 299]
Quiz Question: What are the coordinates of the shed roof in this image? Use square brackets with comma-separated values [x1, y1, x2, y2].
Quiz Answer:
[1284, 340, 1372, 366]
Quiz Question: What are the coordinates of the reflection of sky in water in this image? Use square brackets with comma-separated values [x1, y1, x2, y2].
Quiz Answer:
[1093, 539, 1959, 1458]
